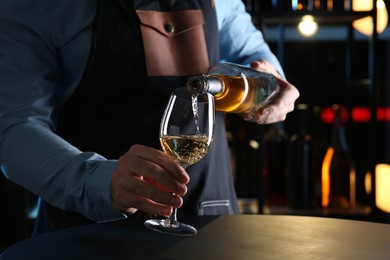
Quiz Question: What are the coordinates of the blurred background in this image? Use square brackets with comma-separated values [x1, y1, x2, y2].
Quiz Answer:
[231, 0, 390, 223]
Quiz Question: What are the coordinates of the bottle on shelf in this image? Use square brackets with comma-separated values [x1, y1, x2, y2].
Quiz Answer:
[313, 0, 329, 10]
[332, 0, 350, 11]
[288, 103, 315, 209]
[262, 122, 290, 208]
[321, 104, 356, 210]
[315, 0, 349, 11]
[292, 0, 312, 11]
[186, 62, 280, 113]
[272, 0, 292, 11]
[310, 105, 328, 208]
[258, 0, 274, 11]
[243, 0, 274, 12]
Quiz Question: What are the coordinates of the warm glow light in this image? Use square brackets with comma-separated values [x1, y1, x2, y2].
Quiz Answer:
[375, 164, 390, 213]
[365, 171, 372, 194]
[352, 107, 371, 122]
[350, 167, 356, 208]
[377, 107, 390, 121]
[321, 105, 349, 123]
[249, 140, 259, 150]
[321, 106, 390, 123]
[298, 15, 319, 37]
[322, 147, 356, 208]
[321, 107, 335, 123]
[352, 0, 388, 35]
[322, 147, 334, 207]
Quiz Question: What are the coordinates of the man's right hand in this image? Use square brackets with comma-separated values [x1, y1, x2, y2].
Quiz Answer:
[110, 144, 190, 217]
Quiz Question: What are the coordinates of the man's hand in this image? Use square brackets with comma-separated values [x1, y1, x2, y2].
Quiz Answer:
[239, 60, 300, 124]
[111, 144, 190, 217]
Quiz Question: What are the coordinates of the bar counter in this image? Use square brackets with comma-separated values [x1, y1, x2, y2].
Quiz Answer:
[1, 215, 390, 259]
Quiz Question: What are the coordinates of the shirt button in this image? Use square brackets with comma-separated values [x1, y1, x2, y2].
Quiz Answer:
[164, 24, 174, 33]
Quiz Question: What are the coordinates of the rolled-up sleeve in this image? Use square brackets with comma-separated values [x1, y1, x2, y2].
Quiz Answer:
[215, 0, 285, 78]
[0, 0, 125, 222]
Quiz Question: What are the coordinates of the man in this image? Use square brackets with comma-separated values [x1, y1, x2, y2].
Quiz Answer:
[0, 0, 299, 232]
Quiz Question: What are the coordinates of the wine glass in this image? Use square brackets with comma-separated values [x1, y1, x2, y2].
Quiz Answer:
[144, 87, 215, 236]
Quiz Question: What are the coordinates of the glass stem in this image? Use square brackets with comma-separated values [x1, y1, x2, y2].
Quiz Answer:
[167, 208, 178, 225]
[166, 163, 188, 225]
[166, 163, 187, 226]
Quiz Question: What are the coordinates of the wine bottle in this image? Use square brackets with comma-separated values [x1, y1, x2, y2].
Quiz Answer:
[272, 0, 292, 10]
[289, 104, 314, 209]
[257, 0, 274, 11]
[186, 62, 280, 113]
[310, 106, 328, 208]
[314, 0, 329, 10]
[293, 0, 311, 11]
[321, 104, 356, 209]
[332, 0, 348, 11]
[262, 122, 290, 208]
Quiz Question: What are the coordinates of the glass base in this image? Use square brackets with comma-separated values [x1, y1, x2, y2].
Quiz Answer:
[144, 218, 197, 236]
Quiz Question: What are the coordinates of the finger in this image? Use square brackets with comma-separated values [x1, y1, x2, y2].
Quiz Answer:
[250, 60, 280, 77]
[240, 79, 299, 124]
[124, 174, 185, 207]
[130, 145, 190, 184]
[117, 145, 189, 195]
[115, 191, 182, 217]
[111, 174, 183, 217]
[112, 191, 174, 217]
[127, 196, 174, 217]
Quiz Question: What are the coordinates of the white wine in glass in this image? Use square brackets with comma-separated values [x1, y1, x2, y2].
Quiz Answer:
[144, 87, 215, 236]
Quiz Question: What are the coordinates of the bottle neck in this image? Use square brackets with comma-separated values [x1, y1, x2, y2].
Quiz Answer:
[187, 75, 223, 95]
[330, 109, 348, 149]
[331, 123, 348, 148]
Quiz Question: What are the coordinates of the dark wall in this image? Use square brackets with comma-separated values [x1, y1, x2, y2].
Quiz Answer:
[0, 173, 35, 253]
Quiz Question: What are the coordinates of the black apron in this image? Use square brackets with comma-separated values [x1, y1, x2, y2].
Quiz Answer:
[34, 0, 238, 234]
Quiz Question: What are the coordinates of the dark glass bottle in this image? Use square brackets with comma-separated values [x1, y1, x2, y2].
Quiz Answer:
[323, 0, 349, 11]
[273, 0, 293, 10]
[262, 122, 290, 208]
[289, 104, 314, 209]
[314, 0, 329, 10]
[332, 0, 348, 11]
[310, 106, 328, 208]
[293, 0, 311, 11]
[321, 105, 356, 209]
[256, 0, 274, 11]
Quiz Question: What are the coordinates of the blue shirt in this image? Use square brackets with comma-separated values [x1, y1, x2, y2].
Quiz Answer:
[0, 0, 283, 222]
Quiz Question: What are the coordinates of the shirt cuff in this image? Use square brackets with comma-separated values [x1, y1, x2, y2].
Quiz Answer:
[86, 159, 127, 222]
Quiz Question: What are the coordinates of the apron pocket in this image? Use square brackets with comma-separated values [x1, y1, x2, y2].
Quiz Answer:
[136, 10, 209, 76]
